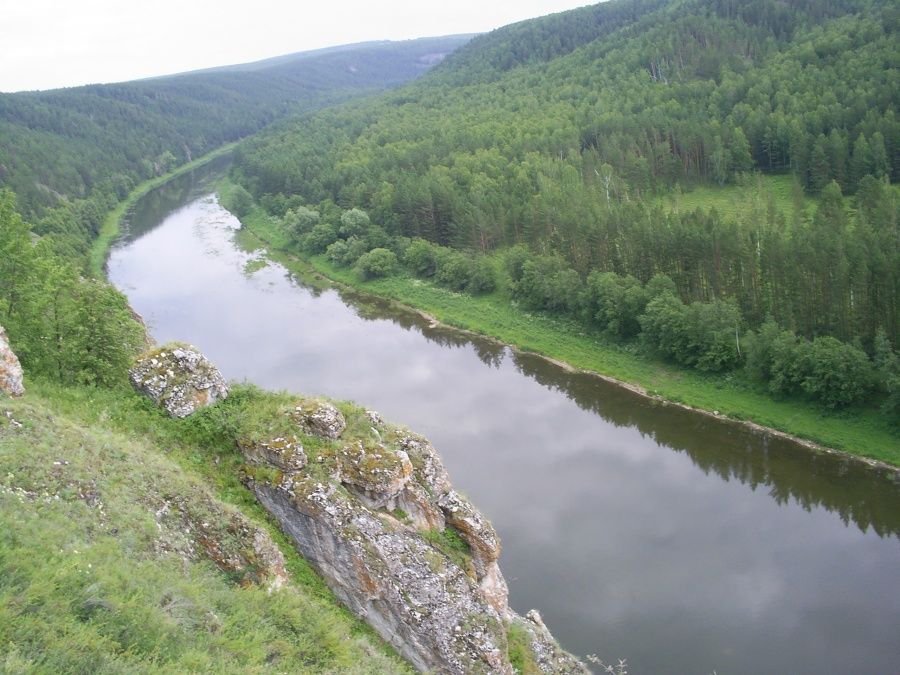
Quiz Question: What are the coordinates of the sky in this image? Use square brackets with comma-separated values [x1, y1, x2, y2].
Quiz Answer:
[1, 0, 592, 93]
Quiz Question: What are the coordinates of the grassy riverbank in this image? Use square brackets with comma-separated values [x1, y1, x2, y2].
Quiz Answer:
[88, 143, 238, 277]
[224, 184, 899, 467]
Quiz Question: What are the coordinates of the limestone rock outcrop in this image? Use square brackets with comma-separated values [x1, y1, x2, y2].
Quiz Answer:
[128, 344, 586, 672]
[129, 343, 228, 418]
[244, 401, 588, 674]
[0, 325, 25, 397]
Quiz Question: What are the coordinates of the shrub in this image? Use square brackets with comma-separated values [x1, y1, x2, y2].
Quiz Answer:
[684, 299, 742, 372]
[339, 208, 370, 239]
[224, 184, 253, 218]
[325, 240, 350, 266]
[584, 272, 647, 338]
[301, 222, 338, 254]
[355, 248, 398, 280]
[435, 250, 474, 291]
[800, 336, 875, 408]
[466, 257, 496, 295]
[639, 292, 690, 362]
[283, 205, 320, 239]
[404, 239, 439, 277]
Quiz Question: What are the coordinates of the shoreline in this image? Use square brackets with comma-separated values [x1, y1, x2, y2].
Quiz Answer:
[227, 203, 899, 475]
[88, 142, 238, 276]
[326, 271, 900, 477]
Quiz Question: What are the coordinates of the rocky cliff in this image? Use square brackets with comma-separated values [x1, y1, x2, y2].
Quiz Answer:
[130, 343, 588, 674]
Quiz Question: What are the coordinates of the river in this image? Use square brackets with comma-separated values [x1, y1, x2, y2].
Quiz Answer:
[107, 161, 900, 674]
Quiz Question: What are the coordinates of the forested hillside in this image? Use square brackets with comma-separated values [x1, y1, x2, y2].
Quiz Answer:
[0, 37, 470, 394]
[231, 0, 899, 420]
[0, 36, 469, 221]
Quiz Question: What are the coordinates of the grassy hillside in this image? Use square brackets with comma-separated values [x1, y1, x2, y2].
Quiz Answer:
[0, 381, 411, 673]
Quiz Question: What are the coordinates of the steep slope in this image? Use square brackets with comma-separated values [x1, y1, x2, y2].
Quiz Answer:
[0, 384, 410, 673]
[0, 35, 470, 219]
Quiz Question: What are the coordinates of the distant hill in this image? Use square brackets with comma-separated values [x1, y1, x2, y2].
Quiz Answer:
[0, 35, 471, 218]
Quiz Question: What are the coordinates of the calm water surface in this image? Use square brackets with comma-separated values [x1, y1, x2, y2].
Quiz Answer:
[108, 165, 900, 674]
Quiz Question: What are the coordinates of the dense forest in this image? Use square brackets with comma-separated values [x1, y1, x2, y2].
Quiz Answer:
[230, 0, 899, 418]
[0, 37, 469, 389]
[0, 36, 469, 269]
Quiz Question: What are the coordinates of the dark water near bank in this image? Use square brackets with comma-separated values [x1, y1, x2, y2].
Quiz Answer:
[108, 164, 900, 675]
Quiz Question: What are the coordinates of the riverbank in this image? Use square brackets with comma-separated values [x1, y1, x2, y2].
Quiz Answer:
[88, 143, 238, 277]
[226, 187, 899, 470]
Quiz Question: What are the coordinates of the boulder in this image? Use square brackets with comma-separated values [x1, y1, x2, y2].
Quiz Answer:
[0, 325, 25, 397]
[129, 343, 228, 418]
[291, 401, 346, 439]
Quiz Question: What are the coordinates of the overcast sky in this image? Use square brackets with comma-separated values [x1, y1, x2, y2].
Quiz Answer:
[1, 0, 593, 93]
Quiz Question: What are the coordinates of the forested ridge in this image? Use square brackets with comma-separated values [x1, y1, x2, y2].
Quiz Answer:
[231, 0, 899, 421]
[0, 36, 469, 391]
[0, 35, 469, 268]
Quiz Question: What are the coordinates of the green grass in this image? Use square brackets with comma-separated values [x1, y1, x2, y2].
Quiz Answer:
[88, 143, 238, 277]
[0, 381, 411, 673]
[657, 173, 809, 221]
[226, 185, 898, 467]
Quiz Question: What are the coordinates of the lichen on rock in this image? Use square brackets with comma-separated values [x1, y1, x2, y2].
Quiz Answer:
[239, 436, 307, 472]
[291, 400, 347, 439]
[129, 343, 228, 418]
[242, 402, 587, 674]
[0, 325, 25, 397]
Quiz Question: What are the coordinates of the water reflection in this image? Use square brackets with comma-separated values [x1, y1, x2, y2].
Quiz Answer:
[107, 165, 900, 675]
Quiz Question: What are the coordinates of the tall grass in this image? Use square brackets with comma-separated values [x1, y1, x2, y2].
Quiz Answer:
[0, 383, 411, 673]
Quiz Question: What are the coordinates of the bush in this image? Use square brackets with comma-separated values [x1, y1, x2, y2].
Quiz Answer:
[339, 208, 370, 239]
[684, 299, 742, 372]
[466, 257, 496, 295]
[404, 239, 439, 277]
[511, 255, 575, 312]
[224, 185, 253, 218]
[504, 245, 532, 284]
[584, 272, 647, 338]
[300, 222, 339, 254]
[325, 240, 350, 266]
[435, 250, 474, 291]
[873, 329, 900, 424]
[284, 205, 320, 239]
[355, 248, 398, 280]
[639, 292, 690, 362]
[800, 336, 875, 408]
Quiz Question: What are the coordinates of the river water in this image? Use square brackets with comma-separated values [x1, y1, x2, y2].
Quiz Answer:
[107, 162, 900, 674]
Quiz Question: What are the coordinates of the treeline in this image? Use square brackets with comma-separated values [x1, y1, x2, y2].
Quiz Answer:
[0, 191, 144, 386]
[233, 0, 899, 347]
[246, 199, 900, 417]
[0, 36, 470, 220]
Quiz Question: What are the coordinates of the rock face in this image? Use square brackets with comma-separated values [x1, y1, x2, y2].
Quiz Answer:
[245, 406, 588, 674]
[129, 343, 229, 418]
[128, 344, 586, 672]
[0, 325, 25, 397]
